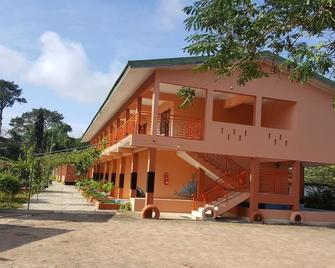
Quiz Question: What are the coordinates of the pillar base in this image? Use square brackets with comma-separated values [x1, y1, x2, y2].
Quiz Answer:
[145, 192, 154, 206]
[130, 189, 136, 198]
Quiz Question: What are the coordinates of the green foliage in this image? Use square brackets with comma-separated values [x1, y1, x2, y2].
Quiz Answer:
[8, 108, 81, 157]
[176, 87, 196, 109]
[41, 146, 101, 179]
[0, 136, 21, 160]
[32, 108, 45, 153]
[31, 158, 48, 198]
[75, 178, 114, 200]
[183, 0, 335, 86]
[0, 79, 26, 136]
[304, 184, 335, 210]
[305, 165, 335, 187]
[304, 165, 335, 210]
[120, 201, 132, 211]
[0, 174, 21, 206]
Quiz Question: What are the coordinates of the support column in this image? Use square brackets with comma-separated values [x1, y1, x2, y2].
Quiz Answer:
[197, 168, 206, 201]
[145, 148, 156, 206]
[300, 163, 304, 204]
[107, 161, 112, 183]
[130, 153, 139, 198]
[253, 96, 262, 127]
[110, 159, 117, 197]
[249, 158, 260, 215]
[118, 157, 126, 198]
[102, 162, 107, 183]
[151, 79, 160, 136]
[292, 161, 301, 211]
[204, 89, 214, 139]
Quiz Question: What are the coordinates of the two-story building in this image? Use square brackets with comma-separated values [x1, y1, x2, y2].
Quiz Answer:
[81, 52, 335, 224]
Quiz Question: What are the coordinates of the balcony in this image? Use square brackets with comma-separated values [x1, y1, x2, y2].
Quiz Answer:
[107, 111, 203, 147]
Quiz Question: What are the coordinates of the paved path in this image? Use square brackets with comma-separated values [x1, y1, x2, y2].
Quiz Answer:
[22, 181, 99, 213]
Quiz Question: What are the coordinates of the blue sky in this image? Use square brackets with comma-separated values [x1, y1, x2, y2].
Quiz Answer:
[0, 0, 192, 137]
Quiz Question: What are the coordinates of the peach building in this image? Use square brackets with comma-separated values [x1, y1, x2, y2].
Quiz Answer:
[81, 52, 335, 224]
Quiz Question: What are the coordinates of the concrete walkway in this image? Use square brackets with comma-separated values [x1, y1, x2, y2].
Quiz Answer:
[22, 181, 101, 213]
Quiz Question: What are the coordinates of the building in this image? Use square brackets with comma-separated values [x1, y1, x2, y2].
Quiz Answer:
[81, 52, 335, 224]
[55, 164, 78, 185]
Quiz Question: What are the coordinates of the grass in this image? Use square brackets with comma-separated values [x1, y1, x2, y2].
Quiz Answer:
[0, 191, 29, 208]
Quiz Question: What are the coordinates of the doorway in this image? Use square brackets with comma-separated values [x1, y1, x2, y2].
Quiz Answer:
[160, 109, 170, 136]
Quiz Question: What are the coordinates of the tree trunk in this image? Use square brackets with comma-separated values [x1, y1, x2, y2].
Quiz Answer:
[0, 108, 3, 136]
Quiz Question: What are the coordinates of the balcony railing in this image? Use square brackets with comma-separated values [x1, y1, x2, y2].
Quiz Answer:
[105, 111, 202, 147]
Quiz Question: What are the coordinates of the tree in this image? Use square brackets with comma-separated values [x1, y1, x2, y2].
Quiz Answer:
[0, 80, 26, 136]
[183, 0, 334, 86]
[33, 108, 45, 153]
[0, 174, 21, 206]
[8, 108, 79, 154]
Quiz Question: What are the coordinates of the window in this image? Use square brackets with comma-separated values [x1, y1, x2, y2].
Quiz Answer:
[212, 91, 256, 125]
[261, 98, 296, 130]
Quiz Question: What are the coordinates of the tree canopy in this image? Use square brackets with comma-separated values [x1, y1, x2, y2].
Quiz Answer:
[7, 108, 81, 158]
[0, 79, 26, 136]
[183, 0, 335, 85]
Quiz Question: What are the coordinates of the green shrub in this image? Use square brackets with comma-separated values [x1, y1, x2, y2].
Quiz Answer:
[120, 201, 132, 211]
[305, 183, 335, 210]
[0, 174, 21, 206]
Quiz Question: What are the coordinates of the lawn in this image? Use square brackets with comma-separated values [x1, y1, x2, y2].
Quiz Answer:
[0, 191, 28, 208]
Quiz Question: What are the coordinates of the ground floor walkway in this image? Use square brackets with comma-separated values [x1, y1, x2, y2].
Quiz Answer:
[21, 181, 100, 213]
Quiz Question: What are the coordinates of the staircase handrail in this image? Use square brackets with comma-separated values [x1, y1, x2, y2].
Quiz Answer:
[201, 170, 250, 205]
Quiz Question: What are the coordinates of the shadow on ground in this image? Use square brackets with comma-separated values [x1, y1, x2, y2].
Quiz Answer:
[0, 224, 71, 253]
[0, 211, 115, 223]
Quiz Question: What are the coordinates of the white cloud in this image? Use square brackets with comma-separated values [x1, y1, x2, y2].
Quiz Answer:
[0, 45, 28, 79]
[0, 31, 120, 103]
[155, 0, 186, 31]
[27, 32, 119, 103]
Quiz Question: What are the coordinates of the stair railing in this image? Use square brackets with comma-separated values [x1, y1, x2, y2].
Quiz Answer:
[201, 169, 250, 207]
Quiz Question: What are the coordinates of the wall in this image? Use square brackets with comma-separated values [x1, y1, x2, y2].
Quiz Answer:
[261, 99, 296, 129]
[130, 67, 335, 164]
[154, 150, 198, 199]
[213, 100, 254, 125]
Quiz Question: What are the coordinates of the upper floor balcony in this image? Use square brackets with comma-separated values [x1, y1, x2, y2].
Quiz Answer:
[106, 111, 203, 147]
[92, 77, 300, 161]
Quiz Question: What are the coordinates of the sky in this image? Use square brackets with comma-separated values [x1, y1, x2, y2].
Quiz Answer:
[0, 0, 192, 137]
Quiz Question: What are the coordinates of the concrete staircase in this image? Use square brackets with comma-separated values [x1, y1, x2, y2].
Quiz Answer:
[191, 191, 250, 220]
[177, 151, 250, 220]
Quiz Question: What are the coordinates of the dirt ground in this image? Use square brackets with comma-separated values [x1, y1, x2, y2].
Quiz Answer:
[0, 211, 334, 268]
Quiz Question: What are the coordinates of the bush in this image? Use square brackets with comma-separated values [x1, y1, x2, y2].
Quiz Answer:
[305, 183, 335, 210]
[0, 174, 21, 206]
[120, 201, 132, 211]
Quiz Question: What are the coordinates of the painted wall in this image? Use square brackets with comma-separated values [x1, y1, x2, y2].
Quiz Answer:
[213, 100, 254, 125]
[261, 99, 296, 129]
[154, 150, 198, 199]
[130, 67, 335, 164]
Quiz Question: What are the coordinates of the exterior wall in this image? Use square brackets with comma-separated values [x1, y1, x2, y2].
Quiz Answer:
[154, 150, 198, 199]
[130, 67, 335, 164]
[130, 197, 193, 213]
[213, 100, 254, 125]
[261, 99, 295, 129]
[55, 165, 78, 185]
